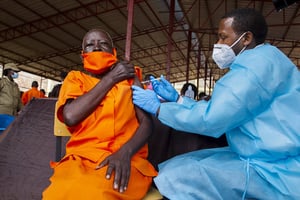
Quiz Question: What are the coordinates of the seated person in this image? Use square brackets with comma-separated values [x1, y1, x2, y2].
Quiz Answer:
[48, 71, 68, 98]
[198, 91, 210, 101]
[142, 74, 155, 90]
[42, 28, 157, 200]
[40, 89, 47, 98]
[180, 83, 198, 100]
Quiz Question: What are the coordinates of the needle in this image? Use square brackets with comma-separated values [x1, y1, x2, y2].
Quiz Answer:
[141, 78, 160, 84]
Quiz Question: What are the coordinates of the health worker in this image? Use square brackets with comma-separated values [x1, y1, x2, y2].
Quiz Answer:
[132, 8, 300, 200]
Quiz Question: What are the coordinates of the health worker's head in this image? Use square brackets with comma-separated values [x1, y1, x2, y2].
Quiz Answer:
[216, 8, 268, 55]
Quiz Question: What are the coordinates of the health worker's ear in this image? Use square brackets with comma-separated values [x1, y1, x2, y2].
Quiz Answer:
[242, 31, 254, 46]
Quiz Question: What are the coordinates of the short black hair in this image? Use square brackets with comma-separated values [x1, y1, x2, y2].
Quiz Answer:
[32, 81, 38, 87]
[222, 8, 268, 44]
[60, 71, 68, 80]
[144, 74, 155, 81]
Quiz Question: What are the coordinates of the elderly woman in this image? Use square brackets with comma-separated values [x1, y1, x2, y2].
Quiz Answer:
[43, 28, 156, 200]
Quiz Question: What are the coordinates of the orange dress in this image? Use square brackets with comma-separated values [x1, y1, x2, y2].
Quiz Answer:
[42, 71, 157, 200]
[21, 87, 43, 105]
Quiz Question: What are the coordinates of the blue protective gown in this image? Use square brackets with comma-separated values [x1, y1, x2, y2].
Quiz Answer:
[155, 44, 300, 200]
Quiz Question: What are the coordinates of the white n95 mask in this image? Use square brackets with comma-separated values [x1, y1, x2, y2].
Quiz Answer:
[212, 32, 247, 69]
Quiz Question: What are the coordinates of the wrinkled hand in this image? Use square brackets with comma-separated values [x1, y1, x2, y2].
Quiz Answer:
[106, 61, 135, 84]
[95, 150, 131, 193]
[151, 75, 179, 102]
[131, 85, 161, 115]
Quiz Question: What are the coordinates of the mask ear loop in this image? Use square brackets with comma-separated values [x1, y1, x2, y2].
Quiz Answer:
[80, 50, 84, 63]
[238, 45, 247, 56]
[231, 32, 248, 56]
[230, 32, 247, 48]
[238, 32, 249, 55]
[112, 48, 117, 57]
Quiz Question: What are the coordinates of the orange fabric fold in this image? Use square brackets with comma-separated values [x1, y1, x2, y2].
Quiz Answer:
[44, 155, 152, 200]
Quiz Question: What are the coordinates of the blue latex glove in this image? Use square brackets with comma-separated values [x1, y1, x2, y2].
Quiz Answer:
[131, 85, 161, 116]
[151, 75, 179, 102]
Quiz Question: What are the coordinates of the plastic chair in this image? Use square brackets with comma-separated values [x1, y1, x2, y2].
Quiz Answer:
[0, 114, 15, 134]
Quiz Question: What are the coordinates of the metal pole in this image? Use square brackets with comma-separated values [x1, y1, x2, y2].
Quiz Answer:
[166, 0, 175, 81]
[186, 31, 191, 83]
[204, 60, 208, 94]
[197, 43, 201, 94]
[125, 0, 134, 61]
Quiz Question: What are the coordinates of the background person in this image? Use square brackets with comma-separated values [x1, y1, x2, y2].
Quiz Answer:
[180, 83, 198, 100]
[132, 8, 300, 199]
[48, 71, 68, 98]
[40, 89, 47, 98]
[0, 63, 23, 117]
[198, 91, 210, 101]
[142, 73, 155, 90]
[42, 28, 157, 200]
[21, 81, 43, 105]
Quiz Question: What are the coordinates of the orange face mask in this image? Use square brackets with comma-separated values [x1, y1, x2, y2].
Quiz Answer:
[82, 48, 118, 75]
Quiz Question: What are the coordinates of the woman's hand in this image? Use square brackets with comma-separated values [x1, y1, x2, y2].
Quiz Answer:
[105, 61, 135, 84]
[95, 150, 131, 193]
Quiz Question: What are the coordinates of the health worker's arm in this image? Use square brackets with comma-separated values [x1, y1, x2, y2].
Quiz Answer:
[158, 67, 271, 138]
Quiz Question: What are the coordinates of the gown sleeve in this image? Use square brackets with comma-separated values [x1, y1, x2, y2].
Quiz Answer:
[158, 53, 274, 138]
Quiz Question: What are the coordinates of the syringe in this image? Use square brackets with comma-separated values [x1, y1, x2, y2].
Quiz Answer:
[141, 78, 161, 84]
